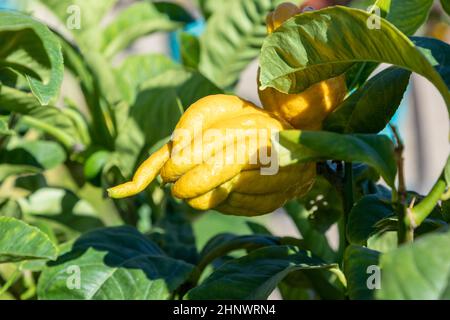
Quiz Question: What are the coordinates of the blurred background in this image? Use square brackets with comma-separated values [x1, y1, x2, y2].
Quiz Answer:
[1, 0, 449, 298]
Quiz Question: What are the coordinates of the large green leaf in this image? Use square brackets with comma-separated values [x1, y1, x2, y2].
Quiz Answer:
[324, 67, 411, 134]
[37, 226, 194, 300]
[149, 200, 198, 264]
[0, 11, 63, 104]
[115, 54, 181, 104]
[18, 188, 104, 234]
[344, 245, 380, 300]
[362, 0, 434, 36]
[347, 195, 394, 245]
[381, 0, 434, 36]
[0, 217, 57, 263]
[187, 245, 334, 300]
[284, 201, 337, 263]
[199, 0, 283, 88]
[199, 233, 281, 267]
[0, 86, 85, 150]
[377, 230, 450, 299]
[0, 138, 66, 182]
[100, 1, 192, 58]
[259, 7, 450, 111]
[277, 130, 397, 188]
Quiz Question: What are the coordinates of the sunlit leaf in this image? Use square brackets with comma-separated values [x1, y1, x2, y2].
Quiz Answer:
[37, 226, 194, 299]
[0, 217, 57, 263]
[199, 0, 283, 88]
[188, 245, 334, 300]
[277, 130, 397, 188]
[0, 11, 63, 104]
[344, 245, 380, 300]
[377, 230, 450, 299]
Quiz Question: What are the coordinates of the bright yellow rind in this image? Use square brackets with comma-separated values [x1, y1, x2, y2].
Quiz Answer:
[259, 75, 347, 130]
[107, 143, 171, 198]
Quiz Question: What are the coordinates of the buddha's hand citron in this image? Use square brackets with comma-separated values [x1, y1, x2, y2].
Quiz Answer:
[107, 94, 316, 216]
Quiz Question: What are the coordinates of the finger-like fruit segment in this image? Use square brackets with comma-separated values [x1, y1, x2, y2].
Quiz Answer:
[232, 163, 315, 194]
[172, 94, 257, 151]
[161, 109, 289, 182]
[259, 75, 347, 130]
[171, 112, 289, 199]
[186, 180, 234, 210]
[186, 162, 316, 211]
[107, 143, 170, 198]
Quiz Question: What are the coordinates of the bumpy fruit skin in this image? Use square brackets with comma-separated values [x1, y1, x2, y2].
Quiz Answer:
[258, 2, 347, 130]
[259, 75, 347, 130]
[108, 94, 316, 216]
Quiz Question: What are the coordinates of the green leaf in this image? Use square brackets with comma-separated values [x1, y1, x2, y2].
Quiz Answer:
[188, 245, 334, 300]
[115, 54, 181, 104]
[0, 11, 63, 104]
[443, 0, 450, 16]
[297, 176, 343, 233]
[0, 217, 57, 263]
[381, 0, 434, 36]
[324, 67, 411, 134]
[367, 231, 398, 253]
[199, 233, 280, 263]
[259, 7, 450, 111]
[347, 195, 394, 245]
[0, 118, 14, 136]
[277, 130, 397, 188]
[37, 226, 194, 300]
[246, 221, 272, 235]
[199, 0, 282, 88]
[284, 201, 337, 263]
[344, 245, 380, 300]
[179, 32, 200, 70]
[0, 138, 66, 182]
[149, 200, 198, 264]
[0, 198, 21, 218]
[50, 35, 111, 148]
[15, 173, 47, 191]
[19, 188, 104, 234]
[100, 1, 190, 58]
[377, 230, 450, 299]
[412, 36, 450, 88]
[279, 266, 346, 300]
[0, 86, 84, 150]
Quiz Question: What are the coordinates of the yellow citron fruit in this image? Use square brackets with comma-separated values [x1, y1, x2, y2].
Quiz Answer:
[108, 94, 316, 216]
[258, 2, 347, 130]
